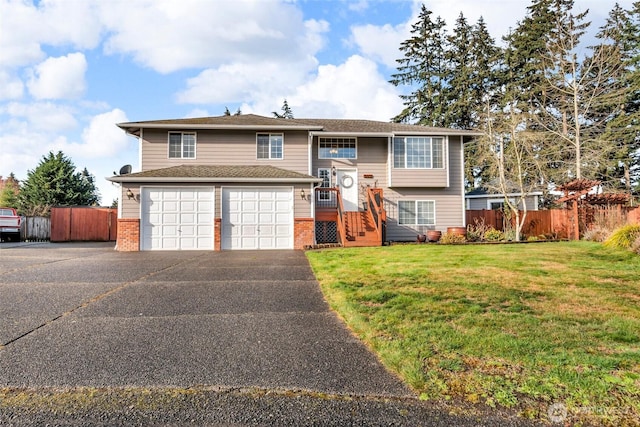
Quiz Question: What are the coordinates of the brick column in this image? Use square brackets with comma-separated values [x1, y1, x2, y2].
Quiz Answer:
[294, 218, 314, 249]
[117, 218, 140, 251]
[214, 218, 222, 250]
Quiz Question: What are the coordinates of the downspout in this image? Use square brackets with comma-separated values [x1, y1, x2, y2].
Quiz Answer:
[460, 136, 466, 227]
[387, 136, 392, 188]
[139, 128, 143, 172]
[309, 131, 316, 245]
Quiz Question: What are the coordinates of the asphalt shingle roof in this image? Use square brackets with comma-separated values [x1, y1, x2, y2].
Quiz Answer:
[108, 165, 321, 183]
[118, 114, 481, 136]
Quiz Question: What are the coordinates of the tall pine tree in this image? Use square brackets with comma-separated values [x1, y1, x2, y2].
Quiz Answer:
[390, 5, 449, 126]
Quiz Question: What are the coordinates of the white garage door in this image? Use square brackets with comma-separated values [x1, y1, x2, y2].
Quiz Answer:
[141, 187, 214, 250]
[222, 187, 293, 250]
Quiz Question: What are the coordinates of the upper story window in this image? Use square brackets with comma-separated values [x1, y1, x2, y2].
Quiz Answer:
[257, 133, 283, 159]
[169, 132, 196, 159]
[319, 137, 356, 159]
[393, 137, 444, 169]
[398, 200, 436, 225]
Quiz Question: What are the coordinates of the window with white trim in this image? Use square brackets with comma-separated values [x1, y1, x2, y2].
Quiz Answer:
[257, 133, 283, 159]
[319, 137, 356, 159]
[168, 132, 196, 158]
[393, 137, 444, 169]
[317, 168, 332, 201]
[398, 200, 436, 225]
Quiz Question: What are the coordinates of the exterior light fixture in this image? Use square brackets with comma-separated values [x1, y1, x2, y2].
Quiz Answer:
[300, 189, 306, 200]
[126, 188, 135, 200]
[331, 166, 336, 176]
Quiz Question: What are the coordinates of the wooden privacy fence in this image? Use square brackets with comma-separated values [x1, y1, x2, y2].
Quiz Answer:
[466, 209, 571, 239]
[467, 207, 640, 239]
[50, 207, 117, 242]
[20, 217, 50, 241]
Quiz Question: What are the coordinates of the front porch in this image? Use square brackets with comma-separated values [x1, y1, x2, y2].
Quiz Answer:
[314, 187, 385, 247]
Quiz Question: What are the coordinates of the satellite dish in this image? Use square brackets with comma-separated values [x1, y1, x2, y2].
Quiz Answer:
[119, 165, 132, 175]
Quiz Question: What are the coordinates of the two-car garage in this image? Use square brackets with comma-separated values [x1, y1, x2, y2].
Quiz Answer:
[141, 187, 294, 250]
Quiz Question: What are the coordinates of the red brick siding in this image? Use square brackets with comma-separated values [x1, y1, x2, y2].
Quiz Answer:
[294, 218, 314, 249]
[214, 218, 222, 251]
[117, 218, 140, 252]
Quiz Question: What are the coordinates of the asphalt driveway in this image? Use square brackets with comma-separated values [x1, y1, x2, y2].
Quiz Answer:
[0, 243, 408, 395]
[0, 243, 542, 426]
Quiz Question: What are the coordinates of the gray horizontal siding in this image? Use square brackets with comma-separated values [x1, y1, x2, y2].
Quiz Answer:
[384, 137, 465, 241]
[141, 129, 309, 174]
[312, 136, 388, 207]
[383, 188, 465, 241]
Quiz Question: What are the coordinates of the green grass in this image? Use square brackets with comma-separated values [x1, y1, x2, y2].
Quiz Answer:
[306, 241, 640, 425]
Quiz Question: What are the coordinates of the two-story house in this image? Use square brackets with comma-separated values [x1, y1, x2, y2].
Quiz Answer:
[108, 114, 479, 251]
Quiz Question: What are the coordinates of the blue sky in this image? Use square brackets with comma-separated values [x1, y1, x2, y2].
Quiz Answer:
[0, 0, 632, 205]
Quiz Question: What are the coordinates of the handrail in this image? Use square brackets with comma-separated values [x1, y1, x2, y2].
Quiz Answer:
[366, 187, 385, 244]
[335, 188, 347, 246]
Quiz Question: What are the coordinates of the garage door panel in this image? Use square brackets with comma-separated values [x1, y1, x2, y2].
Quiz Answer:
[222, 187, 293, 250]
[141, 187, 214, 250]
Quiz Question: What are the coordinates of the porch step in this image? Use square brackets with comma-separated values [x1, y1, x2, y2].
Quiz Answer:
[343, 211, 381, 247]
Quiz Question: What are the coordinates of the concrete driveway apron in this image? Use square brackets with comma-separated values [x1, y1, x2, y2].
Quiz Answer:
[0, 245, 410, 397]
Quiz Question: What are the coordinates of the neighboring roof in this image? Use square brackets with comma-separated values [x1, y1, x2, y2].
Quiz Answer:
[107, 165, 322, 183]
[465, 187, 543, 198]
[117, 114, 482, 137]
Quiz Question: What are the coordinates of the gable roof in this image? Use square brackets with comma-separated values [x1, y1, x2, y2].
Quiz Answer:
[118, 114, 482, 137]
[107, 165, 322, 183]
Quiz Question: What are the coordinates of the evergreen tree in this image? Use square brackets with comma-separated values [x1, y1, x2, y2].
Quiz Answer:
[390, 5, 449, 126]
[18, 151, 100, 216]
[596, 2, 640, 197]
[446, 13, 475, 129]
[273, 99, 294, 119]
[456, 16, 500, 188]
[502, 0, 556, 109]
[0, 173, 19, 207]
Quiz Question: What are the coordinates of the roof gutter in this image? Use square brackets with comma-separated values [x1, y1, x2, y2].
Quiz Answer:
[118, 123, 324, 133]
[107, 176, 322, 184]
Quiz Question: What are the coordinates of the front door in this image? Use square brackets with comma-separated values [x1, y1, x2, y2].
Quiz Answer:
[337, 169, 358, 211]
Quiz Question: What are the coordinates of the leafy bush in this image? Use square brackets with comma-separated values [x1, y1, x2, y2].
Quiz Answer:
[439, 232, 466, 244]
[484, 227, 504, 242]
[604, 224, 640, 250]
[527, 235, 538, 241]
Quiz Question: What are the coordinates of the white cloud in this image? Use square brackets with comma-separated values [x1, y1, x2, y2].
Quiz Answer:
[0, 0, 102, 69]
[78, 109, 130, 158]
[0, 71, 24, 100]
[27, 53, 88, 100]
[99, 0, 329, 74]
[3, 102, 77, 132]
[176, 57, 317, 105]
[287, 55, 403, 121]
[350, 22, 409, 69]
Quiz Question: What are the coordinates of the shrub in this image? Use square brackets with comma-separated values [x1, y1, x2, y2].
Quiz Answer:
[467, 218, 489, 242]
[527, 235, 538, 242]
[631, 235, 640, 255]
[439, 232, 466, 244]
[603, 224, 640, 250]
[484, 227, 504, 242]
[583, 227, 610, 243]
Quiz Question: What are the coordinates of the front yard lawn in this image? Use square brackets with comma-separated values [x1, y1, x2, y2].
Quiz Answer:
[306, 241, 640, 425]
